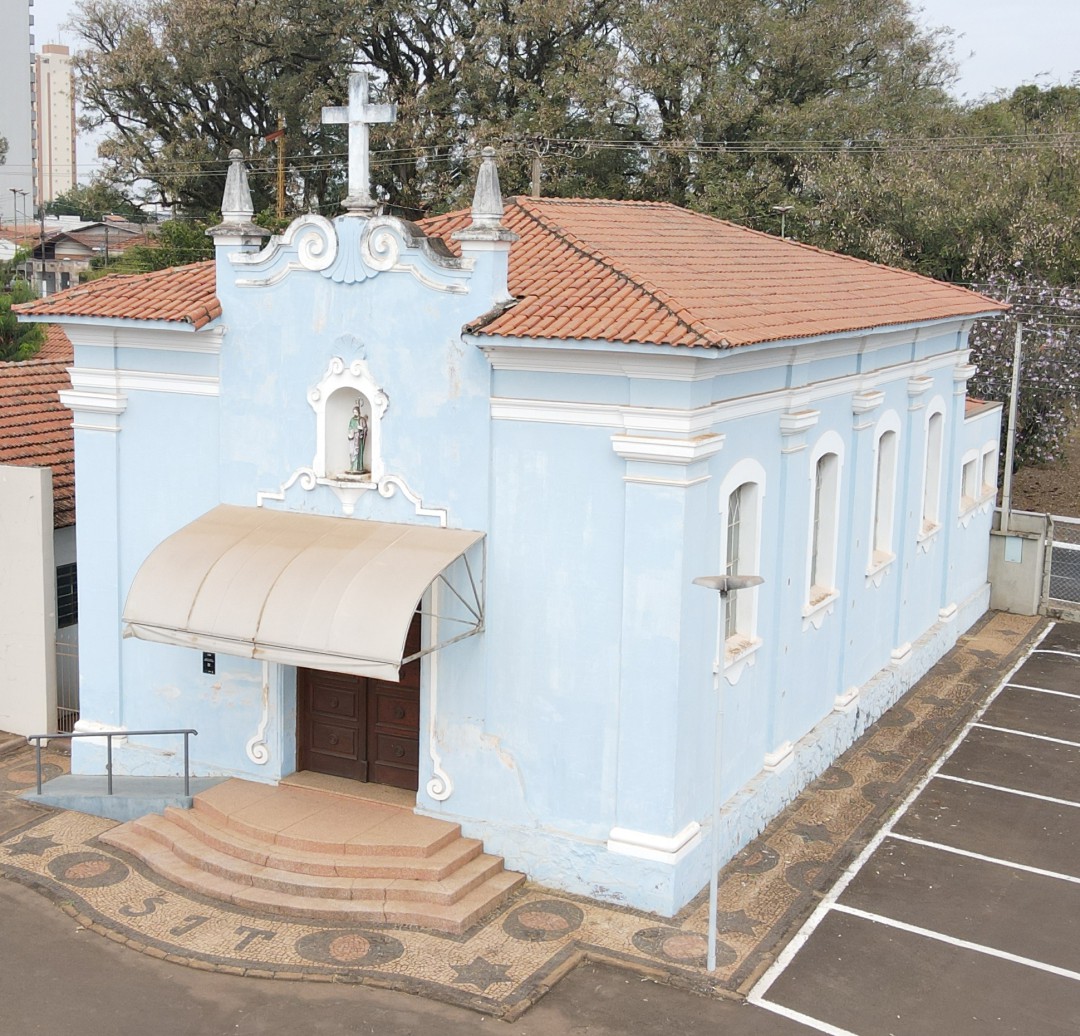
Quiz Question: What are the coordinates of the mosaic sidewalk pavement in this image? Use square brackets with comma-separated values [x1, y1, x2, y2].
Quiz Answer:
[0, 611, 1043, 1020]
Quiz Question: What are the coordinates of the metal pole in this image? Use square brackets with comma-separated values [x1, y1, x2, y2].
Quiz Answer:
[184, 733, 191, 797]
[35, 738, 42, 795]
[107, 734, 114, 795]
[708, 590, 727, 972]
[1000, 322, 1024, 534]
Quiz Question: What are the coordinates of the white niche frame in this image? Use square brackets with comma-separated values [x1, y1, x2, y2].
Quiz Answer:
[309, 356, 389, 487]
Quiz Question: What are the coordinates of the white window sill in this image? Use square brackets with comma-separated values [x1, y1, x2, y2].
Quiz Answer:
[917, 522, 941, 553]
[865, 551, 895, 588]
[802, 588, 839, 630]
[723, 635, 762, 685]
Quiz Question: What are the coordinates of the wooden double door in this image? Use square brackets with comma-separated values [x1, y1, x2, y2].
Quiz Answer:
[297, 612, 421, 791]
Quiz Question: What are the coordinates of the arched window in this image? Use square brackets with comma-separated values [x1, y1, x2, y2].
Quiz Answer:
[870, 425, 898, 569]
[724, 482, 756, 641]
[922, 407, 945, 534]
[809, 450, 840, 605]
[717, 460, 765, 663]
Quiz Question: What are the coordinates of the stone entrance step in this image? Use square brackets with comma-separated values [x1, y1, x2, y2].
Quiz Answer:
[100, 778, 524, 934]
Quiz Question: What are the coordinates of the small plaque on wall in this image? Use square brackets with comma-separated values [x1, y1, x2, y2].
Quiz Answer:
[202, 652, 216, 674]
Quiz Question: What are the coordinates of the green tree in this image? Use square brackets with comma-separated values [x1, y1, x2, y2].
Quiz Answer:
[0, 274, 45, 362]
[71, 0, 959, 217]
[45, 180, 147, 222]
[793, 85, 1080, 284]
[83, 219, 214, 279]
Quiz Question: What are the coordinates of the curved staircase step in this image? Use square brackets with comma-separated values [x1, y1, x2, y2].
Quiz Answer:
[100, 820, 524, 933]
[192, 780, 461, 858]
[162, 805, 484, 880]
[104, 813, 507, 903]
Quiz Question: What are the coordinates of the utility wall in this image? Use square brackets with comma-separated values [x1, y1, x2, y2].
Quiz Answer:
[0, 464, 57, 736]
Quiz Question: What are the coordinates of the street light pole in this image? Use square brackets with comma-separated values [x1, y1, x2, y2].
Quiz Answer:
[692, 573, 764, 971]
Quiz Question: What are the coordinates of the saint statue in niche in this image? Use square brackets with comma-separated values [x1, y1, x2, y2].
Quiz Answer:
[347, 399, 369, 474]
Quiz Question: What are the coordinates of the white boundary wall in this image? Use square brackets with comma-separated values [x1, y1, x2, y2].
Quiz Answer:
[0, 464, 57, 735]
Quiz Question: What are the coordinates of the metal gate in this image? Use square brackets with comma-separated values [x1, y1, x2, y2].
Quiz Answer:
[55, 625, 79, 732]
[1046, 515, 1080, 618]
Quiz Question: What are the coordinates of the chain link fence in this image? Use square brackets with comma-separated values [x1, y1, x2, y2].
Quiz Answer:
[1048, 515, 1080, 608]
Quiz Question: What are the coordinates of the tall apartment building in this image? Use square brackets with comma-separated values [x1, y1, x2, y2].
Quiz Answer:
[35, 45, 77, 205]
[0, 0, 35, 227]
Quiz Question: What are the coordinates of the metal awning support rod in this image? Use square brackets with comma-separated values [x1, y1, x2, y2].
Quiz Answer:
[401, 622, 485, 664]
[434, 570, 483, 623]
[26, 729, 198, 797]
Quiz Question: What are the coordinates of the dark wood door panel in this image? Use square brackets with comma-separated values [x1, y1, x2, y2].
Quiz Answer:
[298, 609, 423, 791]
[298, 669, 368, 781]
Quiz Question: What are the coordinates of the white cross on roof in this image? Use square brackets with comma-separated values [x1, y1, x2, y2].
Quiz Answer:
[322, 71, 397, 214]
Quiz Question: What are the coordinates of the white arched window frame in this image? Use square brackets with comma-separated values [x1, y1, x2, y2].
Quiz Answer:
[805, 432, 845, 625]
[980, 440, 999, 502]
[959, 447, 980, 516]
[868, 412, 901, 579]
[920, 400, 946, 541]
[716, 460, 766, 680]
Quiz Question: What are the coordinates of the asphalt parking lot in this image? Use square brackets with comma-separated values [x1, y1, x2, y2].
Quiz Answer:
[750, 621, 1080, 1035]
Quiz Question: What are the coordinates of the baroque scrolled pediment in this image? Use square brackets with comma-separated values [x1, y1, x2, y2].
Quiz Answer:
[229, 214, 474, 293]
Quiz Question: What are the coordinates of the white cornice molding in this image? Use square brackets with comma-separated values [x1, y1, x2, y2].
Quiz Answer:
[477, 316, 978, 376]
[60, 388, 127, 417]
[491, 397, 718, 435]
[482, 345, 723, 382]
[491, 350, 967, 433]
[56, 323, 223, 355]
[611, 433, 724, 465]
[852, 389, 885, 415]
[67, 367, 218, 398]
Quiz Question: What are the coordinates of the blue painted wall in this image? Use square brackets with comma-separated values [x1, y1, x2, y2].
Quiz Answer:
[60, 210, 1001, 915]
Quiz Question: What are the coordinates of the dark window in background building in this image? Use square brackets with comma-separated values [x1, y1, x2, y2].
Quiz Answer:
[56, 563, 78, 628]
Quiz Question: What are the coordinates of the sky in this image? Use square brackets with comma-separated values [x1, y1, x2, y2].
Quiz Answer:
[27, 0, 1080, 181]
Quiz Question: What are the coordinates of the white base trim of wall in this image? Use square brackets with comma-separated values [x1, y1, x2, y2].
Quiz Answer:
[606, 821, 702, 864]
[422, 583, 992, 918]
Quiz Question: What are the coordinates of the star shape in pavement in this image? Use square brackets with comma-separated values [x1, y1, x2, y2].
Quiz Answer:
[791, 821, 833, 844]
[714, 909, 761, 936]
[4, 833, 59, 856]
[451, 956, 512, 992]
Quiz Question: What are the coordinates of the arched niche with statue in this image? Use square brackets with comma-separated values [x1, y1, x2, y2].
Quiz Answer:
[309, 357, 389, 484]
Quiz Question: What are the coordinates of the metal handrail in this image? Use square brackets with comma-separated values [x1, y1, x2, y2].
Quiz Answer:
[25, 729, 198, 797]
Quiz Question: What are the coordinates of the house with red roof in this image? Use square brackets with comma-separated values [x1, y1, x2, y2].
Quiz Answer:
[16, 98, 1006, 916]
[0, 325, 78, 737]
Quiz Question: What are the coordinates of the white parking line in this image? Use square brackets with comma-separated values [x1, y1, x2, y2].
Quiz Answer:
[887, 831, 1080, 885]
[831, 902, 1080, 983]
[749, 999, 861, 1036]
[748, 621, 1053, 1019]
[934, 772, 1080, 809]
[1006, 683, 1080, 701]
[972, 722, 1080, 748]
[1032, 649, 1080, 659]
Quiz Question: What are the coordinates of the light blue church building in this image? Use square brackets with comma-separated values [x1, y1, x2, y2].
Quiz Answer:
[20, 105, 1006, 915]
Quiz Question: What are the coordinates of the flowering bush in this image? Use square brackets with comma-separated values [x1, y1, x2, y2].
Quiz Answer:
[968, 275, 1080, 469]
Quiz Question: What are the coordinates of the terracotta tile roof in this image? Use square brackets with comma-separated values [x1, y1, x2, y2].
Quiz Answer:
[13, 260, 220, 329]
[421, 198, 1009, 347]
[0, 357, 75, 527]
[12, 201, 1007, 349]
[36, 323, 75, 362]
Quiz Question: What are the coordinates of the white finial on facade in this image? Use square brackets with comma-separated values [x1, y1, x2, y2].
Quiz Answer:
[471, 147, 504, 228]
[322, 71, 397, 215]
[221, 148, 255, 223]
[209, 149, 266, 246]
[453, 146, 517, 243]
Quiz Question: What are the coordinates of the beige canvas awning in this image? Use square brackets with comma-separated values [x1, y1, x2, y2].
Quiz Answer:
[123, 504, 484, 680]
